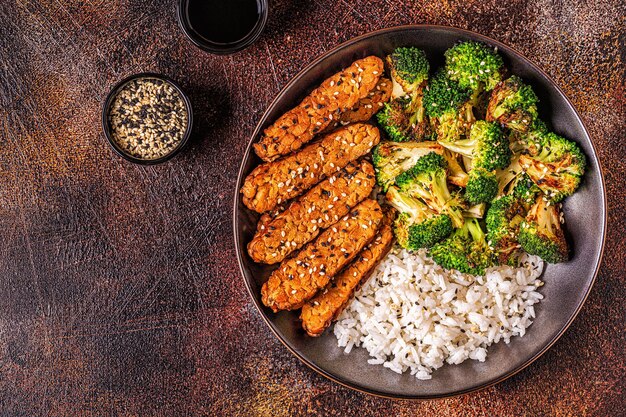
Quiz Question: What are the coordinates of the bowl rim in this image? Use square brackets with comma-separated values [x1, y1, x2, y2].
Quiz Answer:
[232, 24, 607, 400]
[101, 72, 194, 165]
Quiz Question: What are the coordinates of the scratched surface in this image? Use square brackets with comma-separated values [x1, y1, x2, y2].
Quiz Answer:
[0, 0, 624, 416]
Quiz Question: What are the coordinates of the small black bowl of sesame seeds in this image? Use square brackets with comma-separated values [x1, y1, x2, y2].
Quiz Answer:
[102, 73, 193, 164]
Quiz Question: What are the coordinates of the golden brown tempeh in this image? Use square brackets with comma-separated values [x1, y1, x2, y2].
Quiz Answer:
[331, 78, 392, 128]
[261, 199, 383, 312]
[248, 160, 376, 264]
[253, 56, 384, 162]
[300, 209, 395, 336]
[241, 123, 380, 214]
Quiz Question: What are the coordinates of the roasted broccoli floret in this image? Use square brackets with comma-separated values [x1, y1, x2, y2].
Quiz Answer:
[509, 119, 548, 154]
[372, 141, 443, 191]
[493, 154, 542, 207]
[518, 132, 586, 202]
[518, 197, 569, 263]
[486, 195, 527, 266]
[386, 187, 454, 250]
[442, 149, 469, 187]
[429, 218, 495, 275]
[423, 70, 474, 142]
[465, 167, 498, 204]
[444, 41, 505, 92]
[438, 121, 509, 205]
[377, 96, 428, 142]
[463, 203, 486, 218]
[377, 47, 431, 142]
[395, 152, 465, 228]
[438, 120, 511, 171]
[510, 172, 542, 208]
[486, 76, 539, 132]
[387, 47, 430, 97]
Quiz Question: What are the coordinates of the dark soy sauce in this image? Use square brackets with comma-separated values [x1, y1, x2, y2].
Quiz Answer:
[186, 0, 263, 45]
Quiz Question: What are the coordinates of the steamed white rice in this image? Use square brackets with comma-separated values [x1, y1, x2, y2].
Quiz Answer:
[334, 248, 544, 380]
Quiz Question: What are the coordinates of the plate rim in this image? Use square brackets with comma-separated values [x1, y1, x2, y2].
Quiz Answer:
[232, 24, 607, 400]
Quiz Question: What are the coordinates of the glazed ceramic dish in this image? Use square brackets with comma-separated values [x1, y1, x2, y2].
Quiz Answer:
[233, 26, 606, 399]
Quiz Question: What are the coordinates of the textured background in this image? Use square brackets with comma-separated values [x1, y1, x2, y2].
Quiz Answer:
[0, 0, 624, 416]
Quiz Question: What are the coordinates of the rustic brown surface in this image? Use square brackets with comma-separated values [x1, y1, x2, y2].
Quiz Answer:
[0, 1, 624, 416]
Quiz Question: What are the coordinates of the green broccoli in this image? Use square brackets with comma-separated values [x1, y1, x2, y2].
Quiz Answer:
[486, 76, 539, 132]
[429, 218, 495, 275]
[518, 132, 586, 202]
[387, 47, 430, 97]
[510, 172, 542, 208]
[386, 187, 454, 250]
[376, 96, 428, 142]
[518, 197, 569, 263]
[442, 149, 469, 187]
[463, 203, 487, 219]
[486, 195, 527, 266]
[465, 167, 498, 204]
[395, 152, 466, 228]
[372, 141, 444, 191]
[444, 41, 505, 92]
[495, 154, 523, 196]
[423, 70, 474, 142]
[509, 119, 548, 154]
[438, 120, 511, 171]
[377, 47, 431, 142]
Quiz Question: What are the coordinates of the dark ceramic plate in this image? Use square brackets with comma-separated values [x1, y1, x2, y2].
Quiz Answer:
[233, 26, 606, 399]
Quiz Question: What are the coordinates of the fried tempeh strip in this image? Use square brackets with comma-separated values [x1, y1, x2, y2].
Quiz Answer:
[261, 199, 383, 312]
[253, 56, 384, 162]
[256, 210, 282, 233]
[329, 78, 392, 129]
[241, 123, 380, 213]
[248, 160, 376, 264]
[300, 209, 395, 336]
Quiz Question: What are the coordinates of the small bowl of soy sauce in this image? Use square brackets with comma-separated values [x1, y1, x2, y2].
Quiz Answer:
[177, 0, 268, 54]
